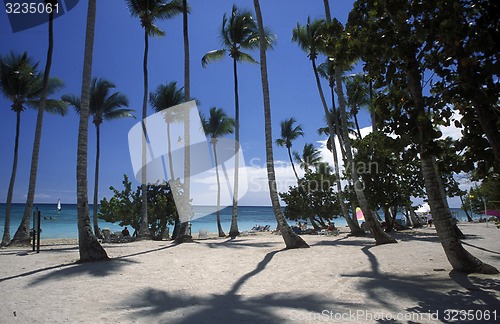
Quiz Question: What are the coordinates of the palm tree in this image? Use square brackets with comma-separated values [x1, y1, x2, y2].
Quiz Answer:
[345, 74, 370, 139]
[320, 1, 383, 239]
[276, 118, 303, 182]
[11, 1, 64, 246]
[76, 0, 108, 262]
[149, 81, 186, 240]
[252, 0, 308, 249]
[0, 52, 67, 246]
[202, 5, 275, 238]
[202, 107, 235, 237]
[62, 78, 133, 238]
[329, 28, 397, 245]
[150, 81, 184, 179]
[126, 0, 183, 239]
[292, 18, 353, 226]
[293, 143, 322, 173]
[180, 0, 192, 243]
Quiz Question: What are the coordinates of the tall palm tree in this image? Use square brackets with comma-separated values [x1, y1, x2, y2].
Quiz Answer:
[150, 81, 185, 179]
[292, 18, 352, 225]
[0, 52, 37, 247]
[252, 0, 308, 249]
[76, 0, 108, 262]
[179, 0, 192, 243]
[11, 1, 63, 245]
[126, 0, 183, 239]
[293, 143, 322, 173]
[345, 74, 370, 139]
[202, 5, 275, 238]
[276, 117, 303, 182]
[320, 1, 379, 238]
[0, 52, 67, 246]
[202, 107, 235, 237]
[149, 81, 186, 240]
[326, 23, 396, 245]
[62, 78, 133, 238]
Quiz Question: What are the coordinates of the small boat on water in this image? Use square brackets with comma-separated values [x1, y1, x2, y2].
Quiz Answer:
[57, 198, 62, 212]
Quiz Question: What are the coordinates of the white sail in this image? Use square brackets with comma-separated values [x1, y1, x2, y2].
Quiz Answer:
[57, 199, 62, 212]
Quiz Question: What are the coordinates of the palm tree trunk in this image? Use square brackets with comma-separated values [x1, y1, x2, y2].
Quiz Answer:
[1, 111, 21, 246]
[405, 61, 497, 273]
[176, 0, 193, 243]
[311, 59, 351, 226]
[11, 9, 55, 245]
[459, 195, 473, 222]
[183, 0, 190, 101]
[229, 57, 240, 238]
[213, 142, 225, 237]
[353, 112, 362, 139]
[406, 203, 423, 228]
[335, 70, 396, 245]
[92, 124, 102, 238]
[287, 147, 299, 182]
[77, 0, 108, 262]
[167, 122, 175, 179]
[253, 0, 309, 249]
[138, 28, 150, 239]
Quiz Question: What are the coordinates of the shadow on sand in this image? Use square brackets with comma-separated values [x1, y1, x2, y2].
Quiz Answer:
[120, 249, 332, 323]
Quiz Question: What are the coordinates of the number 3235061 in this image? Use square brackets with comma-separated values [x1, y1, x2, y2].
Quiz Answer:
[5, 2, 60, 14]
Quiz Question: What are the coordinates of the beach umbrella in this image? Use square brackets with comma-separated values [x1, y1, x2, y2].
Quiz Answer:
[356, 207, 365, 222]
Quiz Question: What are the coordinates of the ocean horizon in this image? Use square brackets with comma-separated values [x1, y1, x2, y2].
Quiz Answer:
[0, 203, 478, 239]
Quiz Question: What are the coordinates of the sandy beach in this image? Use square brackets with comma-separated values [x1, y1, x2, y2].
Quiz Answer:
[1, 223, 499, 323]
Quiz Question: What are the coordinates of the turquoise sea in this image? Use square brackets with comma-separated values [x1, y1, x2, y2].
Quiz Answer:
[0, 203, 476, 239]
[0, 204, 286, 239]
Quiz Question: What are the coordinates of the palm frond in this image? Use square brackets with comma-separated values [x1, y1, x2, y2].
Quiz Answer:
[201, 49, 226, 67]
[237, 52, 258, 64]
[39, 99, 68, 116]
[61, 94, 81, 113]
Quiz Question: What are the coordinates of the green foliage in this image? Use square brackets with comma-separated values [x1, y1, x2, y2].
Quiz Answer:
[0, 51, 67, 115]
[201, 5, 275, 67]
[99, 175, 177, 239]
[280, 170, 341, 223]
[352, 132, 424, 211]
[62, 78, 133, 126]
[464, 177, 500, 214]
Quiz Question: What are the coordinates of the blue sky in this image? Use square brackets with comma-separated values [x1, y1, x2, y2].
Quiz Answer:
[0, 0, 376, 206]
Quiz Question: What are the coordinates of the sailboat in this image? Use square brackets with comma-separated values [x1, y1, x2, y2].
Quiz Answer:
[57, 198, 62, 212]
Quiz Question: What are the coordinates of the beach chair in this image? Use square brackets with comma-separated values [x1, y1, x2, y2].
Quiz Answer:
[198, 229, 208, 240]
[102, 229, 112, 243]
[112, 231, 123, 243]
[262, 225, 270, 231]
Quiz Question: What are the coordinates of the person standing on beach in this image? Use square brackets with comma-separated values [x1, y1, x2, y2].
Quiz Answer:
[427, 213, 433, 227]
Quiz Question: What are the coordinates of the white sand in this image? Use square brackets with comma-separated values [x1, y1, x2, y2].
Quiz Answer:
[1, 223, 499, 323]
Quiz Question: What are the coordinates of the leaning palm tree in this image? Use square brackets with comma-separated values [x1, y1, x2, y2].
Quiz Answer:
[202, 4, 275, 238]
[276, 117, 303, 182]
[202, 107, 235, 237]
[0, 52, 67, 246]
[62, 78, 133, 238]
[252, 0, 308, 249]
[292, 18, 352, 225]
[76, 0, 109, 261]
[293, 143, 322, 173]
[11, 1, 64, 246]
[126, 0, 183, 239]
[321, 2, 396, 244]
